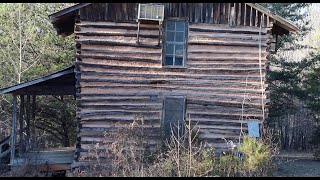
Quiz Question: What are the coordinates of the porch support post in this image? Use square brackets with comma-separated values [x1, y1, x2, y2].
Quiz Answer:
[10, 94, 17, 165]
[19, 95, 25, 155]
[31, 95, 36, 136]
[26, 95, 31, 152]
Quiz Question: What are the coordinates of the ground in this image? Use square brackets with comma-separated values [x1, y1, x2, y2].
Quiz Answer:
[272, 151, 320, 177]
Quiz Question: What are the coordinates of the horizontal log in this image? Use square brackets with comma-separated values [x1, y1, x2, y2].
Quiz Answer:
[78, 36, 158, 45]
[78, 90, 267, 100]
[189, 23, 268, 33]
[79, 97, 161, 103]
[79, 78, 266, 89]
[187, 99, 265, 108]
[189, 32, 269, 41]
[188, 113, 263, 121]
[188, 44, 267, 52]
[79, 84, 267, 95]
[77, 54, 160, 64]
[79, 112, 161, 122]
[188, 36, 268, 45]
[76, 39, 161, 49]
[188, 50, 267, 55]
[79, 116, 160, 124]
[80, 47, 162, 56]
[77, 31, 159, 38]
[189, 27, 267, 35]
[79, 104, 162, 111]
[79, 126, 160, 132]
[77, 21, 157, 28]
[76, 23, 158, 31]
[187, 105, 263, 114]
[76, 61, 266, 75]
[189, 40, 268, 47]
[79, 110, 160, 118]
[189, 117, 256, 124]
[80, 44, 161, 53]
[79, 70, 265, 82]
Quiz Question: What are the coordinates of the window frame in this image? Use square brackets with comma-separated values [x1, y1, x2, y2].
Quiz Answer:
[161, 96, 186, 141]
[162, 17, 188, 68]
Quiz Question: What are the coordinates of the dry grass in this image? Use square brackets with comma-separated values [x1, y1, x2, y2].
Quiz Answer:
[72, 115, 278, 177]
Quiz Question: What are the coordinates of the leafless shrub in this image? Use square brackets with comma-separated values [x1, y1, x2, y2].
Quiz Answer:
[72, 113, 278, 177]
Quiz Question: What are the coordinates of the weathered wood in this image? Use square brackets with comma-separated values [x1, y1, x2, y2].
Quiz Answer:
[244, 4, 247, 26]
[255, 9, 258, 27]
[73, 17, 272, 163]
[31, 95, 36, 137]
[77, 39, 161, 49]
[19, 95, 24, 155]
[250, 6, 253, 26]
[10, 95, 17, 165]
[237, 3, 241, 26]
[189, 27, 267, 35]
[26, 95, 30, 152]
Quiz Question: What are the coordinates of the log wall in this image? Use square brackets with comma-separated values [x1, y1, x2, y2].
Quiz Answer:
[79, 3, 273, 28]
[74, 19, 272, 162]
[73, 3, 274, 163]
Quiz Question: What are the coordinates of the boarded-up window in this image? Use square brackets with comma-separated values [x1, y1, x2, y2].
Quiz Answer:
[163, 18, 188, 67]
[162, 97, 186, 140]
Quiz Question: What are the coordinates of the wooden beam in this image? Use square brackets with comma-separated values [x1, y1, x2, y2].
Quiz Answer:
[237, 3, 241, 26]
[19, 95, 24, 155]
[26, 95, 31, 152]
[32, 95, 36, 137]
[255, 9, 258, 27]
[249, 6, 253, 26]
[244, 4, 247, 26]
[10, 94, 17, 165]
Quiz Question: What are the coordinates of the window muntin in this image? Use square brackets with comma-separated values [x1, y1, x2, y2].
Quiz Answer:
[162, 97, 186, 140]
[163, 19, 187, 67]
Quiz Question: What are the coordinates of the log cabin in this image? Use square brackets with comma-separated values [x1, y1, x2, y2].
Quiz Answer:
[0, 3, 298, 172]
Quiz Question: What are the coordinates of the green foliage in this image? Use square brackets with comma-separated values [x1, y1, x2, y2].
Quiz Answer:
[0, 3, 74, 86]
[255, 3, 317, 150]
[239, 136, 271, 172]
[77, 120, 276, 177]
[0, 4, 76, 147]
[34, 96, 77, 147]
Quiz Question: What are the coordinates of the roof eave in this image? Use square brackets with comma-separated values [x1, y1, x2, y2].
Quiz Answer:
[49, 3, 91, 22]
[0, 66, 75, 95]
[246, 3, 299, 33]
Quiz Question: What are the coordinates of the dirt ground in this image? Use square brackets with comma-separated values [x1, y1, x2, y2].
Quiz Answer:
[272, 151, 320, 177]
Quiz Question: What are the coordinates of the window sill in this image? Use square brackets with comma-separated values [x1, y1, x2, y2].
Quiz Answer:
[162, 66, 187, 69]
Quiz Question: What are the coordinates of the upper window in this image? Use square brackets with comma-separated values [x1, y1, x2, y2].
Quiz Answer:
[163, 19, 188, 67]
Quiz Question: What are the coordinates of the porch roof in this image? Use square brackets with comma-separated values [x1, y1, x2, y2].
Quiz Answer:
[0, 66, 76, 96]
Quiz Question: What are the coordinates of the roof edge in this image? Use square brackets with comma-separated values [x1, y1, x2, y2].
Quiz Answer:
[0, 66, 75, 94]
[246, 3, 299, 33]
[49, 3, 91, 21]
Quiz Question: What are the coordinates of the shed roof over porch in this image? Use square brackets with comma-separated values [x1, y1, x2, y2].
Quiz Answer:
[0, 66, 76, 96]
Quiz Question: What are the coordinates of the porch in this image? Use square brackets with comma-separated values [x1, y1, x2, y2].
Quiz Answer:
[0, 66, 76, 172]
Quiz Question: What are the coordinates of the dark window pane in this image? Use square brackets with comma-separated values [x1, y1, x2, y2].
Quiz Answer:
[163, 97, 185, 140]
[167, 31, 175, 42]
[176, 32, 184, 42]
[167, 21, 175, 31]
[165, 56, 173, 65]
[175, 57, 183, 66]
[175, 45, 183, 56]
[166, 44, 174, 55]
[176, 22, 185, 31]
